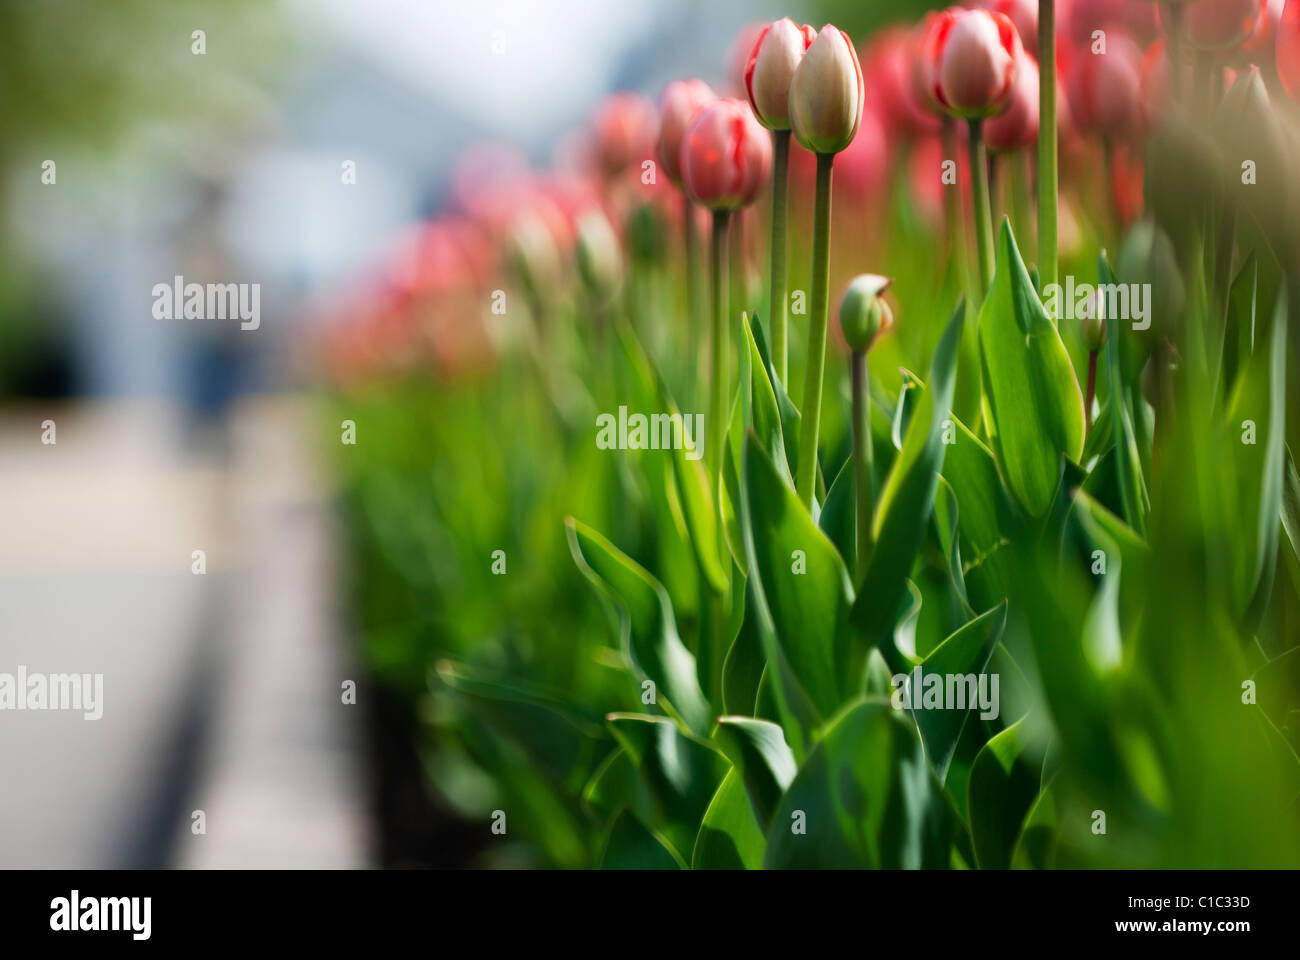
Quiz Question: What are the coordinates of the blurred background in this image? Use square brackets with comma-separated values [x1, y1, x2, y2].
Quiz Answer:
[0, 0, 940, 870]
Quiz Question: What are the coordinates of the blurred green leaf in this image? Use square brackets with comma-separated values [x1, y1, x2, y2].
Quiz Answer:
[599, 808, 685, 869]
[968, 719, 1041, 869]
[692, 769, 765, 869]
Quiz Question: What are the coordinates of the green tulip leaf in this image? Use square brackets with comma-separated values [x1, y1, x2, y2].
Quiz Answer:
[599, 808, 685, 869]
[763, 698, 952, 868]
[712, 716, 798, 830]
[692, 768, 766, 869]
[979, 222, 1086, 518]
[968, 718, 1041, 869]
[567, 518, 712, 735]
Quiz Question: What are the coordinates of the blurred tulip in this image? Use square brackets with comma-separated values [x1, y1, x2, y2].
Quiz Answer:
[980, 0, 1038, 56]
[679, 98, 772, 210]
[658, 79, 716, 185]
[789, 25, 865, 154]
[1280, 0, 1300, 98]
[925, 8, 1023, 118]
[745, 17, 817, 130]
[1067, 31, 1145, 138]
[592, 93, 659, 178]
[986, 52, 1040, 150]
[1172, 0, 1266, 50]
[575, 210, 624, 305]
[1070, 0, 1159, 45]
[861, 27, 943, 139]
[1235, 0, 1285, 67]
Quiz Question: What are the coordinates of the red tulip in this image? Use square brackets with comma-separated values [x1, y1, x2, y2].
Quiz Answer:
[924, 8, 1023, 119]
[1174, 0, 1266, 50]
[592, 93, 659, 178]
[658, 79, 716, 185]
[679, 98, 772, 210]
[745, 17, 817, 130]
[1067, 31, 1145, 138]
[986, 53, 1040, 151]
[980, 0, 1038, 56]
[789, 25, 865, 154]
[1279, 0, 1300, 97]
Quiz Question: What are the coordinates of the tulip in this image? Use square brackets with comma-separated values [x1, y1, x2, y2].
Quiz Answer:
[922, 8, 1022, 296]
[861, 27, 942, 140]
[726, 21, 768, 98]
[986, 52, 1040, 151]
[679, 99, 772, 211]
[658, 80, 716, 186]
[1067, 31, 1144, 138]
[928, 9, 1022, 119]
[789, 25, 865, 155]
[746, 18, 817, 130]
[592, 93, 659, 178]
[838, 274, 894, 578]
[980, 0, 1038, 56]
[788, 24, 865, 510]
[745, 17, 815, 383]
[679, 98, 771, 541]
[1234, 0, 1284, 67]
[1279, 0, 1300, 100]
[1177, 0, 1266, 51]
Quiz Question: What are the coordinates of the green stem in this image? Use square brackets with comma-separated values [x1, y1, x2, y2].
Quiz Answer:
[969, 118, 995, 298]
[769, 129, 791, 385]
[1038, 0, 1058, 292]
[851, 351, 874, 580]
[682, 193, 699, 403]
[796, 153, 834, 510]
[1085, 350, 1098, 435]
[1165, 3, 1185, 104]
[709, 210, 731, 527]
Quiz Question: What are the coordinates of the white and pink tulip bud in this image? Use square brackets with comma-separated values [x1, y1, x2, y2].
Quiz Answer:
[745, 17, 817, 130]
[789, 24, 865, 155]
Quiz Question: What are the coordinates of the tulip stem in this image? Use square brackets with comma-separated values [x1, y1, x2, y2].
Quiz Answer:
[682, 193, 699, 401]
[796, 153, 834, 511]
[769, 129, 791, 385]
[851, 350, 874, 579]
[1038, 0, 1058, 293]
[709, 209, 731, 523]
[968, 119, 995, 298]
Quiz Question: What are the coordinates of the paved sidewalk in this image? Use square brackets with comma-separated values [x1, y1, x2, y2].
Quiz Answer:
[0, 396, 371, 868]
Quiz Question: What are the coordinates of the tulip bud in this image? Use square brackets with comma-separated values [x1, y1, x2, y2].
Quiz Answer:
[928, 9, 1023, 119]
[679, 98, 772, 210]
[1280, 0, 1300, 101]
[986, 53, 1040, 151]
[1082, 309, 1108, 352]
[838, 275, 894, 353]
[746, 18, 817, 130]
[576, 210, 623, 304]
[658, 79, 716, 186]
[789, 25, 865, 154]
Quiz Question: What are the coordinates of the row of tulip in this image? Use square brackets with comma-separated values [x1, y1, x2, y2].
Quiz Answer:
[323, 1, 1300, 868]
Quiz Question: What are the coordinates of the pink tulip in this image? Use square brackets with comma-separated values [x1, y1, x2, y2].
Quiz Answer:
[1067, 31, 1145, 139]
[592, 93, 659, 177]
[658, 79, 716, 185]
[1282, 0, 1300, 99]
[679, 98, 772, 210]
[1070, 1, 1159, 45]
[745, 17, 817, 130]
[1174, 0, 1267, 50]
[986, 52, 1041, 151]
[924, 8, 1023, 119]
[789, 24, 865, 154]
[726, 22, 769, 98]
